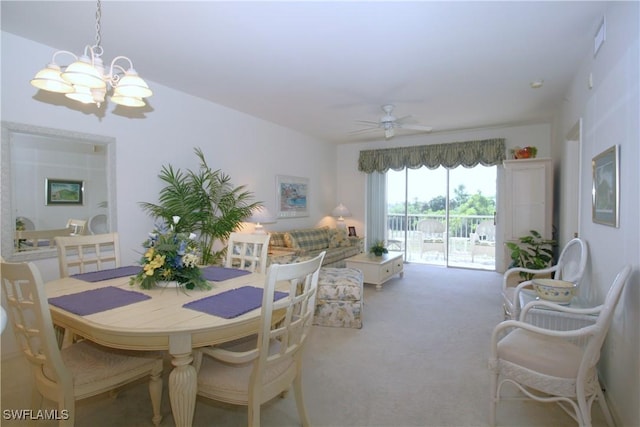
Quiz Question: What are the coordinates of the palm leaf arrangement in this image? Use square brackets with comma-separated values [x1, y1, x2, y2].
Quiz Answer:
[139, 147, 261, 265]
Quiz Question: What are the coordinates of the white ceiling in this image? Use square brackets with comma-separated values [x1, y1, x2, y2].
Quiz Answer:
[2, 1, 607, 144]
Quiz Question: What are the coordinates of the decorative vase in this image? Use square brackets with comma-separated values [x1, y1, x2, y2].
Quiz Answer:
[156, 281, 180, 288]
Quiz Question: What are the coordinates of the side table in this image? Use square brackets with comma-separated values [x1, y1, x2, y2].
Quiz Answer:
[345, 252, 403, 290]
[518, 290, 597, 346]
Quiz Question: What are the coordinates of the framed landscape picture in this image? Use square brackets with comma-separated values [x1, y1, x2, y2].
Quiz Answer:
[276, 175, 309, 218]
[592, 145, 619, 227]
[46, 179, 84, 205]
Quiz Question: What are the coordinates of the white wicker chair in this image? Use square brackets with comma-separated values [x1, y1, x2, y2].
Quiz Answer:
[502, 238, 588, 319]
[1, 261, 163, 427]
[416, 219, 446, 260]
[225, 232, 271, 274]
[489, 265, 632, 427]
[88, 214, 109, 234]
[194, 252, 325, 427]
[470, 220, 496, 262]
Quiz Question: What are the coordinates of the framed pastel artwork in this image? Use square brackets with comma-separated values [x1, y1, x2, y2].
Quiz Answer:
[276, 175, 309, 218]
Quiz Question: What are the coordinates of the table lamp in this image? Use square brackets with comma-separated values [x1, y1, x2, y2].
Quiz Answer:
[247, 207, 276, 234]
[331, 203, 351, 229]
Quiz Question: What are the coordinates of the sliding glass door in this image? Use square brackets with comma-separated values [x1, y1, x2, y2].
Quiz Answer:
[386, 165, 496, 269]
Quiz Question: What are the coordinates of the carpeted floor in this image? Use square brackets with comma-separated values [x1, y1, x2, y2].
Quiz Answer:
[1, 263, 610, 426]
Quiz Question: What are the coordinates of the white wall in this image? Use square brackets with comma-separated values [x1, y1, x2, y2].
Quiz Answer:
[556, 3, 639, 426]
[0, 32, 337, 356]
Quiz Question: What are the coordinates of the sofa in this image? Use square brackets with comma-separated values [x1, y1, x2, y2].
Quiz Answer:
[268, 226, 362, 267]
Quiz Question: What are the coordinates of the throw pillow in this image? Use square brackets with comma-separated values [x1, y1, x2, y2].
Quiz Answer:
[329, 228, 350, 248]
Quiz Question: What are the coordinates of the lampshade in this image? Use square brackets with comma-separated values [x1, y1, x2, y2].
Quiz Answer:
[30, 63, 74, 93]
[61, 55, 107, 89]
[65, 85, 95, 104]
[248, 207, 276, 234]
[113, 69, 153, 98]
[332, 203, 351, 219]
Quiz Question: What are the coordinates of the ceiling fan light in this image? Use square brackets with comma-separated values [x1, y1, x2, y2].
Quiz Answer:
[113, 70, 152, 98]
[61, 55, 106, 89]
[385, 128, 394, 139]
[65, 85, 96, 104]
[30, 63, 74, 93]
[111, 94, 145, 107]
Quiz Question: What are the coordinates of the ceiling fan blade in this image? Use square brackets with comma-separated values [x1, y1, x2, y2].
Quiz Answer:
[349, 128, 382, 135]
[395, 115, 412, 123]
[398, 124, 433, 132]
[354, 120, 381, 126]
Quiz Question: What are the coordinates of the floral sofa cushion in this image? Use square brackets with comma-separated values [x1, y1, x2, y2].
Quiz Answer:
[329, 228, 350, 248]
[314, 267, 363, 329]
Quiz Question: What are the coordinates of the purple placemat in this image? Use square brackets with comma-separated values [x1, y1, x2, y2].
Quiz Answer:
[71, 265, 143, 283]
[183, 286, 288, 319]
[201, 266, 252, 282]
[49, 286, 151, 316]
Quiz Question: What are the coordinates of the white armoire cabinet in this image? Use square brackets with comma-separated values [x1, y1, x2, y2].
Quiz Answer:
[501, 158, 553, 268]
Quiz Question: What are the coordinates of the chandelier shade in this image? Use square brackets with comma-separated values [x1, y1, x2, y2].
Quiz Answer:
[113, 69, 152, 98]
[61, 55, 107, 89]
[30, 64, 75, 93]
[65, 85, 95, 104]
[111, 95, 145, 107]
[29, 0, 152, 110]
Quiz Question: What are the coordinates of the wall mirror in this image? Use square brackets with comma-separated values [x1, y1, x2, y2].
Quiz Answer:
[1, 122, 117, 261]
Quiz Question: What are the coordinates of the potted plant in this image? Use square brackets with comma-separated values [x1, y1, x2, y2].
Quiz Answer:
[506, 230, 556, 281]
[139, 147, 261, 265]
[369, 240, 388, 257]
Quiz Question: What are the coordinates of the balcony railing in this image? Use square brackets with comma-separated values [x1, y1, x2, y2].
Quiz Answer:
[386, 213, 496, 269]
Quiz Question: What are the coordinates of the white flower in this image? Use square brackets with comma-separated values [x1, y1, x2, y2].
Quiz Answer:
[172, 216, 181, 225]
[182, 252, 199, 268]
[188, 232, 197, 240]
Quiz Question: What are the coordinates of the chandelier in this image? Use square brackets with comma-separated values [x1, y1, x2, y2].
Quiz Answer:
[30, 0, 152, 108]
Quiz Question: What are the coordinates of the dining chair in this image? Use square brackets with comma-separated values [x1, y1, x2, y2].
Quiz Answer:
[502, 238, 588, 319]
[65, 218, 87, 235]
[194, 251, 325, 427]
[55, 232, 121, 277]
[225, 232, 271, 274]
[1, 260, 164, 427]
[489, 265, 632, 427]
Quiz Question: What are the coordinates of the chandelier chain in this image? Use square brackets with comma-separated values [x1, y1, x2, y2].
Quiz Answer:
[94, 0, 103, 56]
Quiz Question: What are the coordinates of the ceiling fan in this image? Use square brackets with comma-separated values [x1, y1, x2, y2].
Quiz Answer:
[352, 104, 433, 139]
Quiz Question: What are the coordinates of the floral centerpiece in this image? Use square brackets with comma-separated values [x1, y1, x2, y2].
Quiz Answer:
[130, 216, 211, 291]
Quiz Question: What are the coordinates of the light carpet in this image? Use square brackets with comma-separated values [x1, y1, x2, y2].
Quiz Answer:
[1, 263, 610, 426]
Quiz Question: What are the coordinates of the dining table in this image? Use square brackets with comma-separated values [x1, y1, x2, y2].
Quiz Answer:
[45, 265, 277, 427]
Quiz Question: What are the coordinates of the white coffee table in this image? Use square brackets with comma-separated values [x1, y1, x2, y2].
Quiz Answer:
[346, 252, 403, 290]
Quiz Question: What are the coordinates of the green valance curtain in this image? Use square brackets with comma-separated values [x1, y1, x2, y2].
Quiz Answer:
[358, 138, 506, 173]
